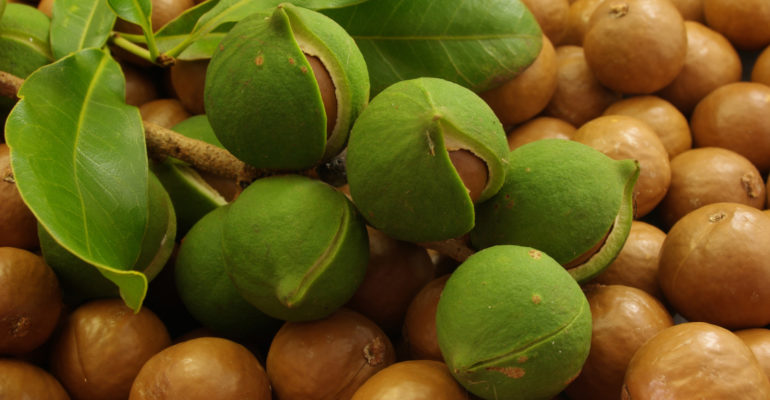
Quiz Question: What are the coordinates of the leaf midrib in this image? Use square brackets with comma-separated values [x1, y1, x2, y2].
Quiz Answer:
[76, 0, 105, 50]
[72, 53, 110, 257]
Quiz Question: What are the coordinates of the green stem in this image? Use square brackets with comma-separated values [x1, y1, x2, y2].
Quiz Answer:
[163, 35, 195, 59]
[143, 28, 160, 63]
[109, 33, 154, 64]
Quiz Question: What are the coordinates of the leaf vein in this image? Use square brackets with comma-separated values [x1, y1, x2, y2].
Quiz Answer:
[72, 53, 110, 257]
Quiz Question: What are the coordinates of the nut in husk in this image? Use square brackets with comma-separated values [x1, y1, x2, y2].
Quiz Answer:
[346, 77, 509, 243]
[436, 245, 592, 400]
[471, 139, 639, 283]
[222, 175, 369, 321]
[204, 3, 369, 170]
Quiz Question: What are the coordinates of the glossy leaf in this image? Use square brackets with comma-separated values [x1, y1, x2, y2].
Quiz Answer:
[323, 0, 542, 95]
[154, 0, 231, 60]
[50, 0, 117, 59]
[154, 0, 222, 53]
[108, 0, 152, 31]
[166, 0, 368, 58]
[5, 48, 149, 311]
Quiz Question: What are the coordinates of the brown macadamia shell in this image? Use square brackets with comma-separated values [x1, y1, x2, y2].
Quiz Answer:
[658, 21, 742, 116]
[561, 0, 606, 46]
[480, 35, 558, 127]
[123, 63, 160, 108]
[51, 299, 171, 400]
[545, 45, 620, 126]
[752, 45, 770, 86]
[590, 221, 666, 300]
[521, 0, 570, 44]
[565, 284, 672, 400]
[139, 98, 191, 129]
[305, 54, 338, 138]
[402, 274, 450, 362]
[658, 147, 766, 228]
[670, 0, 704, 21]
[735, 328, 770, 381]
[703, 0, 770, 50]
[129, 336, 272, 400]
[350, 360, 470, 400]
[622, 322, 770, 399]
[37, 0, 54, 17]
[0, 247, 62, 355]
[583, 0, 687, 94]
[0, 144, 39, 249]
[346, 227, 435, 335]
[266, 308, 396, 400]
[658, 203, 770, 329]
[115, 0, 195, 34]
[506, 116, 576, 151]
[169, 59, 207, 115]
[602, 95, 691, 159]
[0, 358, 70, 400]
[573, 115, 671, 217]
[448, 149, 489, 204]
[690, 82, 770, 173]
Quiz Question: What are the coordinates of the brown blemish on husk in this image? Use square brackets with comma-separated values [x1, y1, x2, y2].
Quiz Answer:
[486, 366, 525, 378]
[532, 294, 542, 304]
[255, 55, 264, 66]
[517, 356, 529, 363]
[528, 249, 542, 259]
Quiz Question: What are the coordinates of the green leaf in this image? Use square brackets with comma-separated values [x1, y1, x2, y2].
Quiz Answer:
[156, 0, 221, 40]
[176, 32, 226, 60]
[186, 0, 269, 45]
[0, 0, 6, 20]
[153, 0, 230, 59]
[160, 0, 366, 59]
[50, 0, 117, 59]
[108, 0, 152, 31]
[5, 48, 149, 311]
[108, 0, 159, 60]
[323, 0, 542, 95]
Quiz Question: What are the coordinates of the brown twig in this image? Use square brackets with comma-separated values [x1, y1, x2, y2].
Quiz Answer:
[0, 71, 23, 100]
[143, 121, 261, 186]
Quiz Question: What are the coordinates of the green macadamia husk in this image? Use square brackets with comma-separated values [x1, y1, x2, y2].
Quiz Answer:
[204, 3, 369, 170]
[0, 3, 51, 119]
[39, 171, 176, 302]
[222, 174, 369, 322]
[346, 77, 509, 243]
[436, 245, 592, 400]
[471, 139, 639, 282]
[175, 205, 279, 339]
